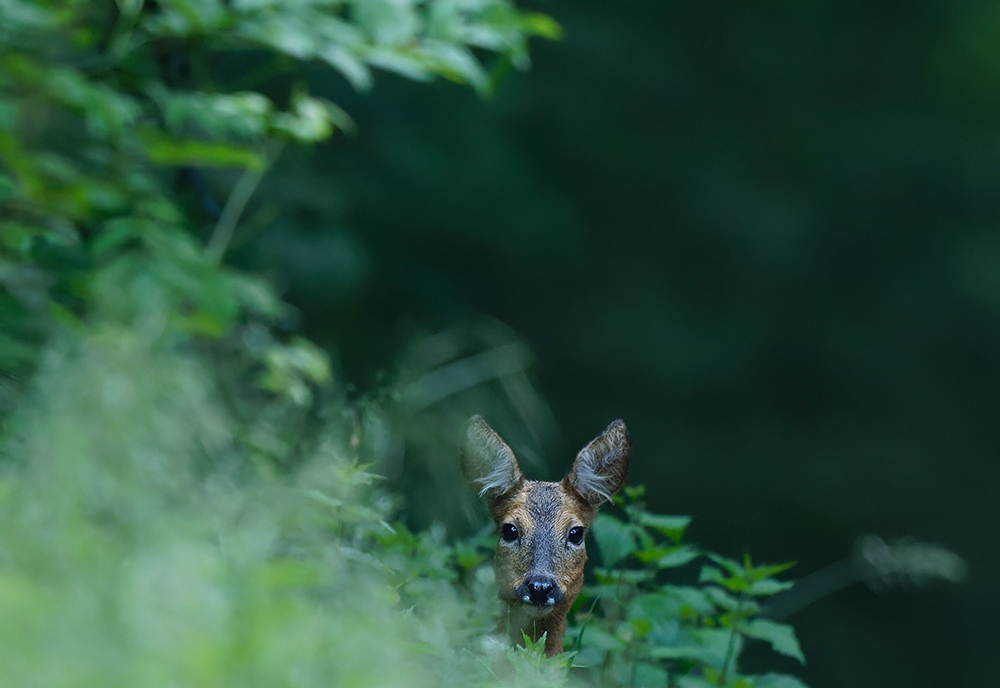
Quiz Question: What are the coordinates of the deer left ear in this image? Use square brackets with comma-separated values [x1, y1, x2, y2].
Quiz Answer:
[463, 415, 525, 505]
[564, 419, 631, 507]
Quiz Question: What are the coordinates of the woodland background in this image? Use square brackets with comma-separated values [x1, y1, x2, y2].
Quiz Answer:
[267, 2, 996, 685]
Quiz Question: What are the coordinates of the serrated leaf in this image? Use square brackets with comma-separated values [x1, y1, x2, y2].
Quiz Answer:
[741, 619, 806, 664]
[636, 512, 691, 542]
[591, 513, 636, 568]
[749, 578, 795, 596]
[658, 545, 700, 569]
[702, 585, 742, 612]
[749, 561, 796, 582]
[700, 564, 749, 593]
[707, 553, 746, 577]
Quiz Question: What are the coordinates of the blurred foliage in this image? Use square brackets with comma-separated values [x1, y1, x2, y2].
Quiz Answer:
[0, 0, 572, 685]
[0, 0, 992, 686]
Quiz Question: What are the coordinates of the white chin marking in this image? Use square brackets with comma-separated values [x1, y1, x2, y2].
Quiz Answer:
[522, 595, 530, 602]
[546, 598, 555, 605]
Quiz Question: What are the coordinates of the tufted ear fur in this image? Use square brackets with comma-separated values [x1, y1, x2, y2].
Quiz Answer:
[563, 419, 631, 507]
[463, 415, 524, 505]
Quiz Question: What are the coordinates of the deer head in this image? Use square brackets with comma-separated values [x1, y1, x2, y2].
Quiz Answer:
[463, 415, 631, 656]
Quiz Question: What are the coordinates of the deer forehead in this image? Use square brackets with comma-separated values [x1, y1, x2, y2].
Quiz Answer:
[495, 481, 593, 531]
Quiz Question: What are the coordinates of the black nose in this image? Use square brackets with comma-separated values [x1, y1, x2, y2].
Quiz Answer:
[519, 575, 564, 607]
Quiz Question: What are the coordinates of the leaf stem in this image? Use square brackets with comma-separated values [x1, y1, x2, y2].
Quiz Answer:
[718, 595, 745, 686]
[205, 140, 284, 264]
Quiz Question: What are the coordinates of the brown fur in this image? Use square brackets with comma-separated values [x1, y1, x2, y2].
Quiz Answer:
[463, 416, 631, 656]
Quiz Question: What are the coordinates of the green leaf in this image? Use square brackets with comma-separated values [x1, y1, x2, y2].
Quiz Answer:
[354, 0, 420, 46]
[741, 619, 806, 664]
[417, 41, 488, 93]
[235, 13, 319, 58]
[591, 513, 637, 568]
[658, 545, 700, 569]
[702, 585, 743, 612]
[592, 568, 656, 585]
[700, 565, 749, 593]
[748, 561, 796, 582]
[627, 593, 675, 622]
[143, 136, 265, 170]
[521, 12, 563, 40]
[0, 174, 14, 202]
[272, 95, 355, 142]
[750, 673, 811, 688]
[707, 553, 746, 577]
[663, 584, 717, 616]
[648, 628, 735, 670]
[636, 512, 691, 542]
[224, 272, 286, 320]
[363, 46, 433, 82]
[318, 45, 373, 91]
[748, 578, 795, 596]
[676, 677, 717, 688]
[90, 220, 138, 258]
[629, 662, 668, 688]
[152, 88, 273, 140]
[623, 484, 646, 500]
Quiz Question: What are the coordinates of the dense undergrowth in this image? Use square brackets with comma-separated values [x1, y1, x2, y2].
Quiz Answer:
[0, 319, 810, 688]
[0, 2, 964, 687]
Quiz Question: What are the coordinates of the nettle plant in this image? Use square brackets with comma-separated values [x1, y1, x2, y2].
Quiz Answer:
[569, 486, 807, 688]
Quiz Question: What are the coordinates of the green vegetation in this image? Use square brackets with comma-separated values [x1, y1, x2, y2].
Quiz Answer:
[572, 487, 805, 688]
[0, 1, 973, 687]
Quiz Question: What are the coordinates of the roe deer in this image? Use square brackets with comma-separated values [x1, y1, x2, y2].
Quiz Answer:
[463, 415, 631, 656]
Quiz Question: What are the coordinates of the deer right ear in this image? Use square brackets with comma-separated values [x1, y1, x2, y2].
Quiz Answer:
[564, 419, 631, 507]
[463, 415, 524, 504]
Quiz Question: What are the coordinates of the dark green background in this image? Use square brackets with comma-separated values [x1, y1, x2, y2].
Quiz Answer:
[238, 2, 998, 686]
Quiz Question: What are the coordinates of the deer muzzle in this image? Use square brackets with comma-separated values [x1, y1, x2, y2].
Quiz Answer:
[516, 573, 564, 608]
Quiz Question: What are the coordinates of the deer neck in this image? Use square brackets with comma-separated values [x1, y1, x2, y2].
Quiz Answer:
[501, 597, 572, 657]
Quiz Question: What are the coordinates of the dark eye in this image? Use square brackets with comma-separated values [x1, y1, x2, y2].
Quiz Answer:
[567, 526, 584, 545]
[501, 523, 519, 542]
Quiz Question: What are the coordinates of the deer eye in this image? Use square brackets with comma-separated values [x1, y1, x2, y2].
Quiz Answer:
[567, 526, 584, 545]
[501, 523, 519, 542]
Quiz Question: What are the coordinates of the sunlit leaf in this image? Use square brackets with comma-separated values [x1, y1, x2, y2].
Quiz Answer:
[144, 136, 265, 170]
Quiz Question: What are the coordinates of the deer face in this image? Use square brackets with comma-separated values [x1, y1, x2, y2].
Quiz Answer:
[463, 416, 631, 625]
